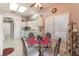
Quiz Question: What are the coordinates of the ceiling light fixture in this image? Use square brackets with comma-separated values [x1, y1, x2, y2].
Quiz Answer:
[34, 3, 42, 8]
[17, 6, 27, 13]
[9, 3, 19, 11]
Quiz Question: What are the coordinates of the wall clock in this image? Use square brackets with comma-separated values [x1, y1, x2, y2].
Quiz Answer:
[52, 8, 57, 13]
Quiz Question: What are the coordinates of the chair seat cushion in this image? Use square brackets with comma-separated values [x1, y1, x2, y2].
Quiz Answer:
[40, 36, 49, 45]
[26, 37, 38, 45]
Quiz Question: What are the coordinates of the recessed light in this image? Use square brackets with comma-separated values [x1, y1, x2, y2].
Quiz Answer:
[9, 3, 19, 11]
[17, 6, 27, 13]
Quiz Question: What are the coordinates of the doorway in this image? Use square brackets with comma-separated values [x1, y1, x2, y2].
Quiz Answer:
[3, 17, 14, 39]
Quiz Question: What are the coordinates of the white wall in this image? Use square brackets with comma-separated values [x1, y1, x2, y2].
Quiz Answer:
[0, 14, 3, 56]
[14, 16, 21, 39]
[0, 10, 22, 55]
[0, 11, 22, 39]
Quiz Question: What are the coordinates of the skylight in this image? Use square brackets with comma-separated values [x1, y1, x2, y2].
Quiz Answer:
[17, 6, 27, 13]
[9, 3, 19, 11]
[9, 3, 27, 13]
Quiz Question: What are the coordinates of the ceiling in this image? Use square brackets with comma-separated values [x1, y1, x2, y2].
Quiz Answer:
[0, 3, 53, 17]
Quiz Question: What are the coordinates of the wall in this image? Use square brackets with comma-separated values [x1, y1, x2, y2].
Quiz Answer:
[0, 10, 22, 55]
[41, 4, 79, 30]
[0, 10, 22, 39]
[0, 14, 3, 56]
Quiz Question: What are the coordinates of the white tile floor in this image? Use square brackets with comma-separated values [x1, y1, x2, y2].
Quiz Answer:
[3, 36, 67, 56]
[3, 36, 23, 56]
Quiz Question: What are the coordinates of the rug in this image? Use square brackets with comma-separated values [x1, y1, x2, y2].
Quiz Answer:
[3, 47, 14, 56]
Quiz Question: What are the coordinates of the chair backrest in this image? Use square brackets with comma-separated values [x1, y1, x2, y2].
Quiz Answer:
[28, 32, 34, 38]
[43, 33, 51, 48]
[54, 38, 62, 56]
[45, 32, 51, 40]
[21, 37, 27, 56]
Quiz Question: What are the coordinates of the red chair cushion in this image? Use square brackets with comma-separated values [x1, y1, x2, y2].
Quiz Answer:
[3, 47, 14, 56]
[26, 37, 37, 45]
[40, 36, 49, 45]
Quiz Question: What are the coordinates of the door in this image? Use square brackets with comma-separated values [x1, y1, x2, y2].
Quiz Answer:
[45, 12, 69, 40]
[3, 18, 14, 39]
[4, 22, 11, 37]
[45, 16, 55, 38]
[54, 13, 69, 40]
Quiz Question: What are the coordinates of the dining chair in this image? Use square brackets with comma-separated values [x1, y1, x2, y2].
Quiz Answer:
[28, 32, 34, 38]
[44, 32, 52, 48]
[21, 37, 39, 56]
[21, 37, 27, 56]
[53, 38, 62, 56]
[39, 33, 52, 56]
[43, 38, 62, 56]
[46, 32, 51, 39]
[23, 32, 39, 56]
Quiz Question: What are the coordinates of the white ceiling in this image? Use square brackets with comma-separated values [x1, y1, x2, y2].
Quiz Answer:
[0, 3, 53, 17]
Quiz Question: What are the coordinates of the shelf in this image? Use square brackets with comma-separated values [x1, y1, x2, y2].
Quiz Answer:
[66, 22, 79, 56]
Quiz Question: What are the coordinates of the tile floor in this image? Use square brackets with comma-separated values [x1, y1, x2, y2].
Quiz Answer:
[3, 36, 67, 56]
[3, 36, 23, 56]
